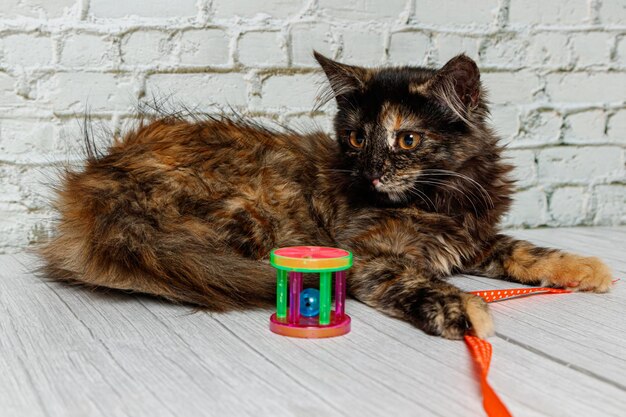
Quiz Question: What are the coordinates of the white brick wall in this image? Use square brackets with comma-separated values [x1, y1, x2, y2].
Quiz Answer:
[0, 0, 625, 252]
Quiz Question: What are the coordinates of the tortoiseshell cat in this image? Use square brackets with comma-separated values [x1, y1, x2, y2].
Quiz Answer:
[40, 53, 612, 339]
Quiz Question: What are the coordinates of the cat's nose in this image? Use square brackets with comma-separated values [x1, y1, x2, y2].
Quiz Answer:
[364, 170, 383, 182]
[364, 171, 382, 186]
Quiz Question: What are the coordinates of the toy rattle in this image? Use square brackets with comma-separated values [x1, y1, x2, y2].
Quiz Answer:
[269, 246, 352, 338]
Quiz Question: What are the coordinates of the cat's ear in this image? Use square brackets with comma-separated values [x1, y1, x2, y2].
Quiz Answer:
[314, 51, 369, 103]
[425, 54, 481, 121]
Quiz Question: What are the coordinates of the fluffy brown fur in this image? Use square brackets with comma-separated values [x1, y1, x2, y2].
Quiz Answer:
[39, 53, 612, 339]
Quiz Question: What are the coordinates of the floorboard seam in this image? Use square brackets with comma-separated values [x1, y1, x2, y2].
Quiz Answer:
[495, 332, 626, 392]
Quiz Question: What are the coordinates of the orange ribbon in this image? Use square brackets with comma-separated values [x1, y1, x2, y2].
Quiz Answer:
[464, 287, 574, 417]
[464, 335, 512, 417]
[470, 287, 571, 303]
[465, 281, 621, 416]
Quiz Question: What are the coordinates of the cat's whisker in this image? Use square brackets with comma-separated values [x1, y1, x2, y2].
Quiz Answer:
[421, 179, 482, 213]
[405, 186, 436, 210]
[413, 179, 480, 217]
[424, 171, 493, 208]
[411, 174, 493, 213]
[413, 168, 492, 204]
[413, 180, 459, 213]
[419, 169, 495, 209]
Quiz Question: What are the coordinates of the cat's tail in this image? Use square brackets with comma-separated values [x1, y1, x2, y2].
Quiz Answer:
[37, 172, 277, 310]
[38, 223, 277, 310]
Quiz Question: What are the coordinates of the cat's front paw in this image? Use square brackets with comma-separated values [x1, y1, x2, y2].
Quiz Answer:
[463, 294, 495, 339]
[543, 254, 613, 293]
[408, 291, 494, 340]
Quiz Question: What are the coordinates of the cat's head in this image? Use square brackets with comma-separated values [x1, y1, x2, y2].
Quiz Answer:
[315, 52, 493, 204]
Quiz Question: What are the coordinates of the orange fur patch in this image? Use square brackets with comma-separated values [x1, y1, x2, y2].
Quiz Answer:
[504, 245, 612, 292]
[463, 294, 494, 338]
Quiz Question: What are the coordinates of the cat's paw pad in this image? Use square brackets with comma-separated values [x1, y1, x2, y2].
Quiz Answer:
[545, 254, 612, 293]
[410, 291, 493, 340]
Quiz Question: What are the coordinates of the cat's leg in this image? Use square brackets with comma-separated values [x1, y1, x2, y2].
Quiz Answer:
[466, 234, 612, 292]
[349, 256, 494, 340]
[341, 215, 494, 339]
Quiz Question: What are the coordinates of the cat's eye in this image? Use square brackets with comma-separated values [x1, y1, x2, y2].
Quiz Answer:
[347, 130, 366, 149]
[396, 132, 422, 150]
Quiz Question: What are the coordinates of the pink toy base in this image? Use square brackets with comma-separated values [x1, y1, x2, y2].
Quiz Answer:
[269, 313, 351, 338]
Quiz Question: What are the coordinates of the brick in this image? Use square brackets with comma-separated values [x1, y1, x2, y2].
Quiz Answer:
[549, 187, 587, 226]
[0, 34, 53, 67]
[526, 33, 571, 68]
[592, 185, 626, 225]
[89, 0, 197, 18]
[0, 203, 31, 250]
[571, 33, 612, 68]
[261, 74, 319, 110]
[564, 110, 606, 143]
[433, 33, 478, 65]
[0, 120, 56, 162]
[238, 31, 285, 67]
[509, 0, 588, 25]
[0, 164, 55, 209]
[341, 30, 384, 65]
[546, 73, 625, 103]
[60, 34, 115, 67]
[320, 0, 407, 20]
[501, 187, 547, 227]
[504, 149, 536, 188]
[0, 167, 21, 203]
[121, 31, 174, 66]
[0, 73, 23, 106]
[42, 73, 139, 113]
[146, 73, 247, 109]
[0, 0, 77, 19]
[291, 23, 334, 67]
[490, 105, 519, 140]
[481, 71, 540, 104]
[599, 0, 626, 25]
[213, 0, 304, 19]
[0, 163, 58, 208]
[388, 32, 430, 66]
[179, 29, 230, 66]
[607, 110, 626, 143]
[537, 147, 623, 183]
[415, 0, 498, 25]
[515, 110, 562, 146]
[479, 35, 527, 67]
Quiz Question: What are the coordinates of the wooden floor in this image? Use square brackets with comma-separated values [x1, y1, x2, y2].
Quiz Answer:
[1, 227, 625, 417]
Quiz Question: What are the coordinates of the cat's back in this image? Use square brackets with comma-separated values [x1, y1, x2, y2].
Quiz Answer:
[106, 117, 334, 177]
[49, 117, 340, 260]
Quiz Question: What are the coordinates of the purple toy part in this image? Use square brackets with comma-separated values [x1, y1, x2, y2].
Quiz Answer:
[335, 270, 346, 319]
[289, 272, 303, 324]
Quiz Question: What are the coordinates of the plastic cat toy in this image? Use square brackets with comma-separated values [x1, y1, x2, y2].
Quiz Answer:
[269, 246, 352, 338]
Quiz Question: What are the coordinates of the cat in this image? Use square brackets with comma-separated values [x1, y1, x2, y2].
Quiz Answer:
[39, 52, 613, 339]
